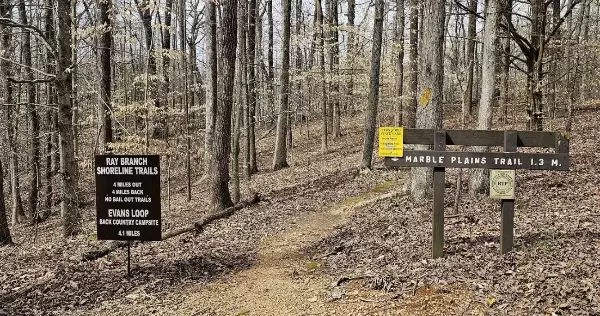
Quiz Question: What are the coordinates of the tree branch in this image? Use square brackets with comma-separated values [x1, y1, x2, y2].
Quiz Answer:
[544, 0, 582, 46]
[0, 17, 56, 56]
[8, 77, 55, 84]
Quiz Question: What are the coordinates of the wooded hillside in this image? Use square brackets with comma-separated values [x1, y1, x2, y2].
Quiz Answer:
[1, 0, 599, 314]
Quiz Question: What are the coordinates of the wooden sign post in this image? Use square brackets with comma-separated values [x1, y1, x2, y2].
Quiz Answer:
[382, 129, 570, 258]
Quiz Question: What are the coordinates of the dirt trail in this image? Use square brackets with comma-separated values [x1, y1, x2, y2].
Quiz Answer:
[88, 175, 484, 316]
[178, 184, 402, 316]
[90, 181, 409, 316]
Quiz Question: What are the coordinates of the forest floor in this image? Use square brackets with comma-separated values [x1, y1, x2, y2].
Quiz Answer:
[1, 105, 600, 315]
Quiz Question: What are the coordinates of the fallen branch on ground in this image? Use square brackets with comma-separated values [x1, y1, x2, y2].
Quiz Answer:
[82, 193, 261, 261]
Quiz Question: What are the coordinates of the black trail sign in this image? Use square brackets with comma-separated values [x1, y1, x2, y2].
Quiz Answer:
[95, 155, 161, 241]
[386, 151, 569, 170]
[382, 129, 570, 258]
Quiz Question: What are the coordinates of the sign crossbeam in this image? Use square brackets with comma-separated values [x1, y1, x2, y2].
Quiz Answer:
[385, 151, 569, 170]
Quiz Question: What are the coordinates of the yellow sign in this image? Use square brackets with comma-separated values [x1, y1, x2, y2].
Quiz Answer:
[490, 170, 515, 199]
[378, 127, 404, 157]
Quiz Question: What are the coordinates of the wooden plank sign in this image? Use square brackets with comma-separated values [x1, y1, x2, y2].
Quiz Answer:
[385, 151, 569, 170]
[95, 155, 162, 241]
[378, 127, 404, 157]
[490, 170, 516, 199]
[383, 128, 570, 258]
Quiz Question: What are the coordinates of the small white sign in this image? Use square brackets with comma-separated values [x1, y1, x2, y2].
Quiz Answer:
[490, 170, 515, 200]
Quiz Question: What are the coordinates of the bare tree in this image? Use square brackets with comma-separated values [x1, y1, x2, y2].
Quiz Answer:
[499, 0, 512, 124]
[394, 0, 405, 126]
[316, 0, 328, 153]
[98, 0, 113, 152]
[410, 0, 445, 199]
[346, 0, 355, 112]
[359, 0, 384, 169]
[56, 0, 80, 236]
[18, 0, 41, 221]
[404, 0, 418, 128]
[247, 0, 258, 174]
[1, 0, 23, 229]
[273, 0, 292, 170]
[208, 0, 237, 211]
[204, 0, 218, 172]
[232, 0, 247, 202]
[469, 0, 503, 194]
[462, 0, 477, 125]
[0, 157, 11, 245]
[328, 0, 341, 138]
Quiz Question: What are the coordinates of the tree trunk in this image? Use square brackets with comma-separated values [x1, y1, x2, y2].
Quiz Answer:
[247, 0, 258, 174]
[135, 0, 162, 137]
[292, 0, 303, 147]
[273, 0, 292, 170]
[162, 0, 173, 113]
[548, 0, 560, 120]
[500, 0, 512, 124]
[394, 0, 405, 126]
[346, 0, 355, 113]
[469, 0, 502, 194]
[204, 0, 217, 173]
[404, 0, 418, 128]
[410, 0, 445, 199]
[57, 0, 80, 236]
[329, 0, 341, 138]
[180, 0, 191, 201]
[0, 158, 11, 245]
[208, 0, 237, 211]
[316, 0, 328, 153]
[232, 0, 247, 203]
[44, 0, 56, 215]
[7, 92, 25, 224]
[18, 0, 41, 221]
[1, 0, 24, 226]
[98, 0, 113, 152]
[359, 0, 384, 170]
[462, 0, 477, 126]
[529, 0, 545, 131]
[267, 0, 274, 123]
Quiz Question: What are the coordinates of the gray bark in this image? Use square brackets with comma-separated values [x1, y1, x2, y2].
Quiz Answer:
[410, 0, 445, 199]
[316, 0, 328, 153]
[204, 0, 217, 173]
[346, 0, 355, 112]
[463, 0, 478, 125]
[57, 0, 80, 236]
[404, 0, 418, 128]
[500, 0, 512, 124]
[359, 0, 384, 169]
[394, 0, 405, 126]
[18, 0, 41, 221]
[247, 0, 258, 173]
[0, 157, 11, 244]
[208, 0, 236, 211]
[469, 0, 503, 194]
[273, 0, 292, 170]
[1, 0, 23, 230]
[232, 0, 247, 203]
[98, 0, 113, 152]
